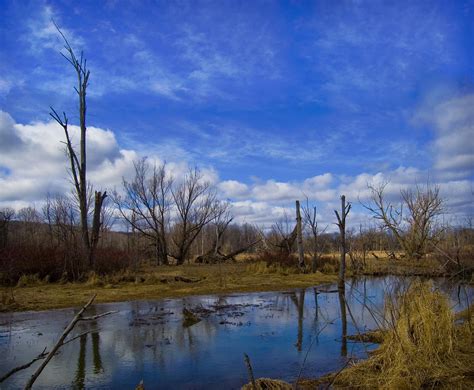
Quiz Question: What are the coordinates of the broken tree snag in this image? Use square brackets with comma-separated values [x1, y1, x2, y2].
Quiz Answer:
[24, 294, 116, 390]
[295, 200, 305, 272]
[334, 195, 351, 292]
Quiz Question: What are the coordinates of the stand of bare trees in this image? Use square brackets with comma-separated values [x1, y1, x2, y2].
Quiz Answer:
[364, 182, 444, 260]
[113, 162, 236, 265]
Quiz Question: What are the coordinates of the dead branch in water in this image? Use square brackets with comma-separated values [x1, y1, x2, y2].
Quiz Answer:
[24, 294, 116, 389]
[0, 348, 48, 384]
[244, 353, 257, 390]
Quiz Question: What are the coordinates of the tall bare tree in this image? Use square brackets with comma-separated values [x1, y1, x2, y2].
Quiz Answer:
[295, 200, 305, 271]
[335, 195, 351, 291]
[171, 168, 222, 265]
[113, 159, 173, 265]
[49, 26, 106, 269]
[364, 182, 444, 260]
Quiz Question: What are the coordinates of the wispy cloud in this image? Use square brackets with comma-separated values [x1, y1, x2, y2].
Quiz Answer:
[24, 5, 85, 54]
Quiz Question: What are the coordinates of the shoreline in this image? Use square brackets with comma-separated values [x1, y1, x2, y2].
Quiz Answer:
[1, 263, 337, 312]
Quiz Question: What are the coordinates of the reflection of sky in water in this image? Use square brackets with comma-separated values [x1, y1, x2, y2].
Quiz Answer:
[0, 276, 472, 389]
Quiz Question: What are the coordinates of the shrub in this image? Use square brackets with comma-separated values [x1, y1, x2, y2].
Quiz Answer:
[255, 251, 300, 268]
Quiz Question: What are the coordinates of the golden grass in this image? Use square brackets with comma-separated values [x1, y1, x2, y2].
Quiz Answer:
[1, 263, 336, 312]
[241, 378, 292, 390]
[356, 255, 445, 276]
[320, 282, 474, 389]
[244, 281, 474, 390]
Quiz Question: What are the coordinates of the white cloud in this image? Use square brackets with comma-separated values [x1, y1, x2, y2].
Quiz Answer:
[0, 110, 472, 226]
[0, 111, 134, 203]
[219, 180, 249, 198]
[414, 93, 474, 178]
[24, 5, 85, 54]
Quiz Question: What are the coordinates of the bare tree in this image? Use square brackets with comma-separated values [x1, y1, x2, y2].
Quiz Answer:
[49, 26, 106, 269]
[42, 194, 81, 278]
[0, 208, 15, 249]
[210, 202, 233, 256]
[295, 200, 305, 271]
[364, 182, 444, 260]
[171, 168, 221, 265]
[113, 159, 173, 265]
[335, 195, 351, 291]
[17, 206, 42, 247]
[302, 199, 328, 272]
[268, 212, 297, 256]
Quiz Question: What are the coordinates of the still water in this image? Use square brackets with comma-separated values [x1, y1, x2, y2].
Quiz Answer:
[0, 276, 472, 389]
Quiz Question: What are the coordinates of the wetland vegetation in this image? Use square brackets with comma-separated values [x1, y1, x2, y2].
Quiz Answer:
[1, 2, 473, 389]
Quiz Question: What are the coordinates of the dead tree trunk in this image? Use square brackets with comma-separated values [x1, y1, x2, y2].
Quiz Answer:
[50, 25, 106, 271]
[295, 200, 305, 272]
[335, 195, 351, 291]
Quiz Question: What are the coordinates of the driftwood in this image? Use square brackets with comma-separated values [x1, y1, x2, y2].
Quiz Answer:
[24, 294, 116, 389]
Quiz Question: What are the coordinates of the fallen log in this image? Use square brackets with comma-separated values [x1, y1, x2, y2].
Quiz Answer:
[195, 239, 261, 264]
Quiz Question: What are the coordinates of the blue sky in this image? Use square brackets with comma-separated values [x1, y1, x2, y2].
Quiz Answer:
[0, 0, 473, 225]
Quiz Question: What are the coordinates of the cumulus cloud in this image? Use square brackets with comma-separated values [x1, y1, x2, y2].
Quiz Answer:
[0, 111, 135, 205]
[0, 111, 220, 209]
[0, 108, 472, 226]
[218, 180, 249, 198]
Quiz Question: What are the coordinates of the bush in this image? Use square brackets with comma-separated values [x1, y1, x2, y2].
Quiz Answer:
[16, 274, 43, 287]
[93, 247, 134, 275]
[0, 244, 133, 285]
[255, 251, 300, 268]
[0, 245, 66, 284]
[245, 261, 296, 275]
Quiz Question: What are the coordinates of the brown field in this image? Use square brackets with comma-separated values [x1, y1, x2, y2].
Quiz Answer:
[1, 262, 336, 312]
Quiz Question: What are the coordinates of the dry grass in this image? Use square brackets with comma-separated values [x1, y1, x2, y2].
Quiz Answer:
[356, 254, 445, 276]
[241, 378, 292, 390]
[1, 263, 336, 312]
[245, 281, 474, 390]
[321, 282, 474, 389]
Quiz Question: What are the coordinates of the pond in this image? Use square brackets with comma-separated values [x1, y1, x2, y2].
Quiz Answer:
[1, 276, 472, 389]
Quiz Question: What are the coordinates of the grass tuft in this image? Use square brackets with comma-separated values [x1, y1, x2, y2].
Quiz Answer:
[330, 281, 474, 389]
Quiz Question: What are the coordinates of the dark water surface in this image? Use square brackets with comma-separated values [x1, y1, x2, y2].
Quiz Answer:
[1, 276, 472, 389]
